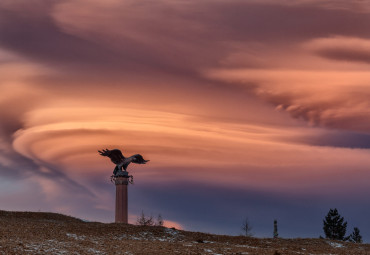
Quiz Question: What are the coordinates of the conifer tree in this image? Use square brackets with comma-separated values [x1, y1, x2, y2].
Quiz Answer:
[349, 227, 362, 243]
[323, 208, 347, 240]
[273, 219, 279, 238]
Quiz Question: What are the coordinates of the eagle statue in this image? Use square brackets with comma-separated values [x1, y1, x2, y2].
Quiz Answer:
[98, 148, 149, 176]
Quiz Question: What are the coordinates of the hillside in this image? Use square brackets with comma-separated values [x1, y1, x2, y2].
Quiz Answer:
[0, 210, 369, 254]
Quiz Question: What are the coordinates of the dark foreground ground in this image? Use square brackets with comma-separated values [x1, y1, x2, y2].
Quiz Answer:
[0, 210, 369, 255]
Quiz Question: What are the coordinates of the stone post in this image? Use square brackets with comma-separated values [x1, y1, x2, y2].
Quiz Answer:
[114, 176, 129, 223]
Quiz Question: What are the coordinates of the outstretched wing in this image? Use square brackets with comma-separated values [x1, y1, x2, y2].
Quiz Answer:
[120, 154, 149, 171]
[130, 154, 149, 164]
[98, 148, 125, 164]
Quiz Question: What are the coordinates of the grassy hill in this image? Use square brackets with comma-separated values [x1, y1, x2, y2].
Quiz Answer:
[0, 210, 369, 254]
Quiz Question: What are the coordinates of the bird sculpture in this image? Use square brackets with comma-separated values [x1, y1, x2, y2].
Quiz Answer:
[98, 148, 149, 176]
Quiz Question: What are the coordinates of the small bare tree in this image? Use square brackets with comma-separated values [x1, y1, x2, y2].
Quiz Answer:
[156, 214, 164, 226]
[136, 211, 154, 226]
[241, 217, 253, 237]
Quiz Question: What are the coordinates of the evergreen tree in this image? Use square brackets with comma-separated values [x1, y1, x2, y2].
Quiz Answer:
[273, 219, 278, 238]
[323, 208, 347, 240]
[349, 227, 362, 243]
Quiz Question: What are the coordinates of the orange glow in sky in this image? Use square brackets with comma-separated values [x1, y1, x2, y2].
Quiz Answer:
[1, 0, 370, 239]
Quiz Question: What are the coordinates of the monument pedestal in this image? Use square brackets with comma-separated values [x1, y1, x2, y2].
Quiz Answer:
[114, 176, 129, 223]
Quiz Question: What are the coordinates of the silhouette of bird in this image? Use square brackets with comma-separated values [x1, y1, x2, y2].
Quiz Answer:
[98, 148, 149, 175]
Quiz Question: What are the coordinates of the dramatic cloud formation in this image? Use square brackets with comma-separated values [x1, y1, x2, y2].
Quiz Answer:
[1, 0, 370, 239]
[306, 36, 370, 64]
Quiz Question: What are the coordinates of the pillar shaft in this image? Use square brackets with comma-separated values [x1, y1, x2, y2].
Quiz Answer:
[115, 177, 128, 223]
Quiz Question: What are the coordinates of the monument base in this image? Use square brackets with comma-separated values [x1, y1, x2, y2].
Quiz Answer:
[114, 176, 129, 223]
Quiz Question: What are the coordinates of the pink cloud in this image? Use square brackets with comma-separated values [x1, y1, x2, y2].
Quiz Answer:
[305, 36, 370, 64]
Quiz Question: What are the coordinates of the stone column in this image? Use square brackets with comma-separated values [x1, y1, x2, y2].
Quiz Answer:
[115, 176, 129, 223]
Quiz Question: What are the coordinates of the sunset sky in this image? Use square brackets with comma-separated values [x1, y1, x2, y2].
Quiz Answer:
[1, 0, 370, 240]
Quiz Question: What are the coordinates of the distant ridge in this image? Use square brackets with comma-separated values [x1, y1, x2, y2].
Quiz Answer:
[0, 210, 83, 222]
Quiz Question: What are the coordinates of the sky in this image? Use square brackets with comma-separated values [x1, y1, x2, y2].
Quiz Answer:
[1, 0, 370, 240]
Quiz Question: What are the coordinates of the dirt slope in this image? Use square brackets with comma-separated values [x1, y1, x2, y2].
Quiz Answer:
[0, 210, 369, 254]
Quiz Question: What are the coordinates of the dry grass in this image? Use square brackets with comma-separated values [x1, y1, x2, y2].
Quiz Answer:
[0, 210, 369, 254]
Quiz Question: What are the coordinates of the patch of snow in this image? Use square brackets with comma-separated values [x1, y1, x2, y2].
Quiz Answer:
[115, 229, 184, 243]
[156, 234, 181, 242]
[130, 236, 142, 240]
[165, 228, 179, 236]
[157, 238, 168, 242]
[117, 234, 127, 240]
[86, 248, 105, 254]
[234, 244, 258, 249]
[328, 241, 344, 248]
[203, 249, 223, 255]
[24, 241, 69, 255]
[66, 233, 86, 240]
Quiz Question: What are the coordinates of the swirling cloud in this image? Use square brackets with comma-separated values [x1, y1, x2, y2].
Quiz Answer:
[205, 36, 370, 132]
[1, 0, 370, 238]
[305, 36, 370, 64]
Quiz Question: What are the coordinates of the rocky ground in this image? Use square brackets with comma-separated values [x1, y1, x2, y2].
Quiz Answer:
[0, 210, 369, 254]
